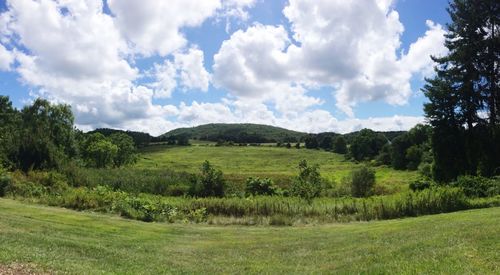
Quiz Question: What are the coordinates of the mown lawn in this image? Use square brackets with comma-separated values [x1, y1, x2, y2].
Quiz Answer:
[0, 199, 498, 274]
[136, 145, 418, 190]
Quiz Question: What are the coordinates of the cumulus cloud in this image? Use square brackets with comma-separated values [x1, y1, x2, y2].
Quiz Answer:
[150, 47, 210, 98]
[171, 99, 424, 134]
[213, 0, 448, 117]
[108, 0, 220, 57]
[0, 0, 443, 135]
[0, 43, 13, 70]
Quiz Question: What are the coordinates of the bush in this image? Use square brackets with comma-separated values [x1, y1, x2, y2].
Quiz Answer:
[350, 166, 375, 197]
[189, 161, 226, 197]
[409, 180, 433, 191]
[451, 176, 500, 198]
[245, 177, 280, 196]
[0, 168, 11, 197]
[290, 160, 323, 201]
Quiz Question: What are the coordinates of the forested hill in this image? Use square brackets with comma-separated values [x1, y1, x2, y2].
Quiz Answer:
[161, 123, 308, 143]
[89, 128, 154, 146]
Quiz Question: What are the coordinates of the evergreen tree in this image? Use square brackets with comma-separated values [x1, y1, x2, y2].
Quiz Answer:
[423, 0, 499, 181]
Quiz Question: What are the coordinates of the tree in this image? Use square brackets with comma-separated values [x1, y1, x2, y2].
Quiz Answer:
[176, 134, 190, 146]
[245, 177, 280, 196]
[348, 129, 387, 161]
[109, 133, 137, 167]
[332, 136, 347, 154]
[350, 166, 376, 198]
[390, 134, 411, 170]
[304, 135, 319, 149]
[423, 0, 499, 181]
[189, 161, 226, 197]
[17, 99, 76, 171]
[376, 143, 392, 165]
[83, 133, 118, 168]
[290, 160, 323, 201]
[0, 96, 21, 168]
[319, 136, 333, 150]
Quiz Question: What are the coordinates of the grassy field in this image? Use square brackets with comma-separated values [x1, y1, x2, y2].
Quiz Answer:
[136, 145, 419, 192]
[0, 198, 498, 274]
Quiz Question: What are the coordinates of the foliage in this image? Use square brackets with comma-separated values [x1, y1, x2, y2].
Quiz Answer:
[332, 136, 347, 154]
[79, 132, 138, 168]
[1, 171, 479, 224]
[350, 166, 376, 197]
[409, 180, 433, 192]
[0, 167, 11, 197]
[63, 166, 193, 196]
[161, 123, 307, 143]
[451, 175, 500, 198]
[245, 177, 281, 196]
[0, 96, 21, 169]
[16, 99, 76, 171]
[290, 160, 323, 201]
[109, 133, 138, 166]
[189, 161, 226, 197]
[348, 129, 387, 161]
[81, 133, 118, 168]
[304, 135, 319, 149]
[90, 128, 153, 147]
[423, 0, 500, 181]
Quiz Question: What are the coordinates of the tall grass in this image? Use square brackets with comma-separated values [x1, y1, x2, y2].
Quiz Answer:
[63, 166, 194, 196]
[2, 172, 481, 224]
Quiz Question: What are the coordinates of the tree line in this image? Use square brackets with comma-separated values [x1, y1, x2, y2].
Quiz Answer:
[0, 97, 137, 171]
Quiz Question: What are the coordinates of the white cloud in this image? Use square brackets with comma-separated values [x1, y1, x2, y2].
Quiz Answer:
[218, 0, 257, 32]
[0, 0, 443, 136]
[174, 47, 211, 93]
[108, 0, 220, 57]
[171, 99, 424, 134]
[213, 24, 291, 98]
[150, 47, 210, 98]
[213, 0, 447, 118]
[401, 20, 448, 78]
[0, 43, 13, 70]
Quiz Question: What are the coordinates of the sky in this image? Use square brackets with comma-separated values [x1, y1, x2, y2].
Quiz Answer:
[0, 0, 450, 136]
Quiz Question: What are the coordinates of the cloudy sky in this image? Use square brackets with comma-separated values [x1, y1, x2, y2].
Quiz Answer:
[0, 0, 449, 135]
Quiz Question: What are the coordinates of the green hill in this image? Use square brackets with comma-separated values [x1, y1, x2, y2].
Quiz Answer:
[0, 199, 498, 273]
[161, 123, 308, 143]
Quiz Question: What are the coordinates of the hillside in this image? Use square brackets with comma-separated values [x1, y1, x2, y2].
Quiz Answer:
[161, 123, 308, 143]
[0, 199, 498, 273]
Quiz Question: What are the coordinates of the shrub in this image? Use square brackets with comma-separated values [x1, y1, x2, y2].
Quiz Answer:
[189, 161, 226, 197]
[451, 176, 500, 198]
[409, 180, 432, 191]
[0, 168, 11, 197]
[245, 177, 280, 196]
[350, 166, 375, 197]
[290, 160, 323, 201]
[27, 171, 69, 195]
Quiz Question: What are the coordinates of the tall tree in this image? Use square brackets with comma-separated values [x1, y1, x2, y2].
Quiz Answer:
[18, 99, 76, 171]
[423, 0, 499, 181]
[0, 96, 21, 168]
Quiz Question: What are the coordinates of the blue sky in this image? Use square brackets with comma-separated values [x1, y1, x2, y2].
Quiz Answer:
[0, 0, 450, 135]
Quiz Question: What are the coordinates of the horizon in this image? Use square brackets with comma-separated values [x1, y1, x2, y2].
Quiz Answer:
[0, 0, 449, 135]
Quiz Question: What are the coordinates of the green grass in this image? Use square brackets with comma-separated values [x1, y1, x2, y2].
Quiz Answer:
[0, 199, 498, 274]
[137, 145, 418, 192]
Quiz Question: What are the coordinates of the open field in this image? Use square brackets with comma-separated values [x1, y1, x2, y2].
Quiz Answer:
[0, 199, 498, 274]
[136, 145, 419, 192]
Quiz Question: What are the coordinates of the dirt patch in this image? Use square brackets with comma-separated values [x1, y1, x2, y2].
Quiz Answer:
[0, 263, 49, 275]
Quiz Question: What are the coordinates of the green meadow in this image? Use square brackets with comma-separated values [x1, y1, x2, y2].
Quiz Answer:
[136, 144, 419, 192]
[0, 199, 498, 274]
